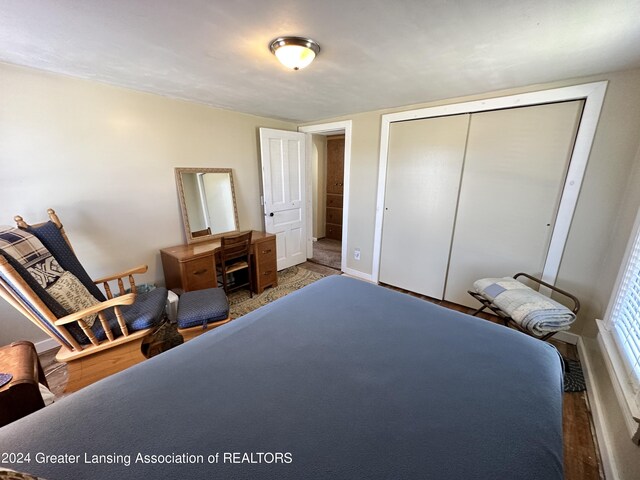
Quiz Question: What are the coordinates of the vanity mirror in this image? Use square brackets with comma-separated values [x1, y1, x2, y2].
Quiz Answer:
[175, 167, 239, 244]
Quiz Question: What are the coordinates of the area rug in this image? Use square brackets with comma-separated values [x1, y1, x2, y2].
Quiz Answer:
[229, 265, 325, 318]
[563, 358, 586, 392]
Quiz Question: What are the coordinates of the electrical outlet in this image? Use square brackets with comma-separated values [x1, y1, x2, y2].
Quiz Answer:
[354, 248, 361, 260]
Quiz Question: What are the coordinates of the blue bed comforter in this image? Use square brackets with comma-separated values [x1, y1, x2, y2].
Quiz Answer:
[0, 276, 563, 479]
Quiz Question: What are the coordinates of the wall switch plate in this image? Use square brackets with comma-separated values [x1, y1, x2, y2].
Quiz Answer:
[354, 248, 361, 260]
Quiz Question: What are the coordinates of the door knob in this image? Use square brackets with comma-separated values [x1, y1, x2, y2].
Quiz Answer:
[269, 212, 274, 217]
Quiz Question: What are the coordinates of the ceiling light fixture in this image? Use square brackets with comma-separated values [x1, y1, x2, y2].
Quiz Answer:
[269, 36, 320, 70]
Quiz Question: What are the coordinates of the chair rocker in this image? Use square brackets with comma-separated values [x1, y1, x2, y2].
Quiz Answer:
[0, 209, 168, 392]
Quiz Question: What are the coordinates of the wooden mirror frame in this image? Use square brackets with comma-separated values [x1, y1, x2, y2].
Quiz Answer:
[175, 167, 240, 244]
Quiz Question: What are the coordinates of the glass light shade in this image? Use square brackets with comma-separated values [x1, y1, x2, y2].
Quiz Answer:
[274, 45, 316, 70]
[269, 37, 320, 71]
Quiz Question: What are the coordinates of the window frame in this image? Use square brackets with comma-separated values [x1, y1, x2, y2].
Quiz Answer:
[600, 204, 640, 444]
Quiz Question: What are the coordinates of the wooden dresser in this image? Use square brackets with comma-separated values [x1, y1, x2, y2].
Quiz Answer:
[160, 231, 277, 295]
[326, 134, 344, 240]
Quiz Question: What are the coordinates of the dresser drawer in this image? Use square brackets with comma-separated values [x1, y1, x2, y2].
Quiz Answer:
[183, 255, 216, 291]
[326, 207, 343, 225]
[257, 261, 277, 283]
[252, 237, 277, 294]
[254, 238, 276, 262]
[326, 224, 342, 241]
[326, 194, 343, 208]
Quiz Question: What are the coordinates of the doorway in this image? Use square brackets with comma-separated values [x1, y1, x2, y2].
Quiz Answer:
[310, 133, 344, 269]
[298, 121, 353, 273]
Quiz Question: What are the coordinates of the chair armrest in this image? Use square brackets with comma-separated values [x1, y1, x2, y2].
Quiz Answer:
[54, 293, 136, 326]
[93, 265, 148, 284]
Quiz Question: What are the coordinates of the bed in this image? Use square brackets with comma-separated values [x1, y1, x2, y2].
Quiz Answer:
[0, 275, 564, 479]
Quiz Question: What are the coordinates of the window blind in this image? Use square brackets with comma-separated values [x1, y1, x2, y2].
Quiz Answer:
[609, 220, 640, 402]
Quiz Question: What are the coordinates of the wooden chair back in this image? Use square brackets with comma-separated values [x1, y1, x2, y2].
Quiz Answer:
[192, 227, 212, 238]
[217, 231, 254, 296]
[220, 231, 252, 266]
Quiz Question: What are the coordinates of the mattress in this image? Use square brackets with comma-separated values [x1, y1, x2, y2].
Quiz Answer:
[0, 275, 564, 479]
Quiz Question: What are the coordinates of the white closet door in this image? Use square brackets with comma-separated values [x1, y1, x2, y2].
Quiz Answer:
[379, 114, 469, 298]
[444, 101, 584, 307]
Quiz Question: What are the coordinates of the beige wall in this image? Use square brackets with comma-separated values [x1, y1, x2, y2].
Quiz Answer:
[1, 56, 639, 478]
[2, 61, 638, 341]
[0, 62, 294, 346]
[302, 67, 640, 337]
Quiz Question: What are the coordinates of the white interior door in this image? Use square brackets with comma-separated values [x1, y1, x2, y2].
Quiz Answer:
[379, 114, 470, 298]
[259, 128, 307, 270]
[444, 100, 584, 306]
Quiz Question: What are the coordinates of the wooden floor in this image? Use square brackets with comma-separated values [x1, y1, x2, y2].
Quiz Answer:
[38, 271, 603, 479]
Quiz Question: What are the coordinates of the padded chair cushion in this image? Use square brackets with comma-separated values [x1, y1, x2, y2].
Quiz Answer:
[0, 251, 72, 348]
[0, 227, 64, 288]
[0, 250, 69, 319]
[24, 222, 106, 302]
[91, 287, 168, 342]
[177, 288, 229, 329]
[46, 271, 100, 328]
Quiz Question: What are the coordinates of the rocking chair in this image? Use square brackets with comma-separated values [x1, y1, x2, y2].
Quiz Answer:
[0, 209, 168, 392]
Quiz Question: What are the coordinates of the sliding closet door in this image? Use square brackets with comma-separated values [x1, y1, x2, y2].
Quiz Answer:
[444, 101, 584, 306]
[379, 114, 469, 298]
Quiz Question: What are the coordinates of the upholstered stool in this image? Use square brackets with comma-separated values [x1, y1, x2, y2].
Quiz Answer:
[176, 288, 230, 341]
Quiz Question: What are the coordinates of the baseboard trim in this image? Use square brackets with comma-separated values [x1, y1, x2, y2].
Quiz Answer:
[578, 336, 620, 480]
[35, 337, 59, 354]
[552, 330, 579, 345]
[341, 267, 375, 283]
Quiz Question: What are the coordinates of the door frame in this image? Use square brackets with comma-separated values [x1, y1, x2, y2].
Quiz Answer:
[298, 120, 352, 274]
[372, 81, 608, 286]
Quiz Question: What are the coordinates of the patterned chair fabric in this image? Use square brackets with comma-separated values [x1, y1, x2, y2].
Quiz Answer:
[176, 288, 229, 329]
[25, 221, 107, 301]
[0, 251, 72, 348]
[1, 220, 168, 346]
[91, 287, 168, 342]
[1, 247, 168, 345]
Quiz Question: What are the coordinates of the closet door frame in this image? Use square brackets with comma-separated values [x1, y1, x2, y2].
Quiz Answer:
[372, 81, 608, 287]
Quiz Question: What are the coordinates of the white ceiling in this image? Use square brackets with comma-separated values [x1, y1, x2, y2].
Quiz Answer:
[1, 0, 640, 123]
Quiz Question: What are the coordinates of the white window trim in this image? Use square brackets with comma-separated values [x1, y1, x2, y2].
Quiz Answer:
[599, 202, 640, 445]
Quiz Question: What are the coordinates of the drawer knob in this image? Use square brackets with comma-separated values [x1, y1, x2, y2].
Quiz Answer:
[193, 269, 207, 275]
[263, 271, 272, 276]
[262, 249, 272, 254]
